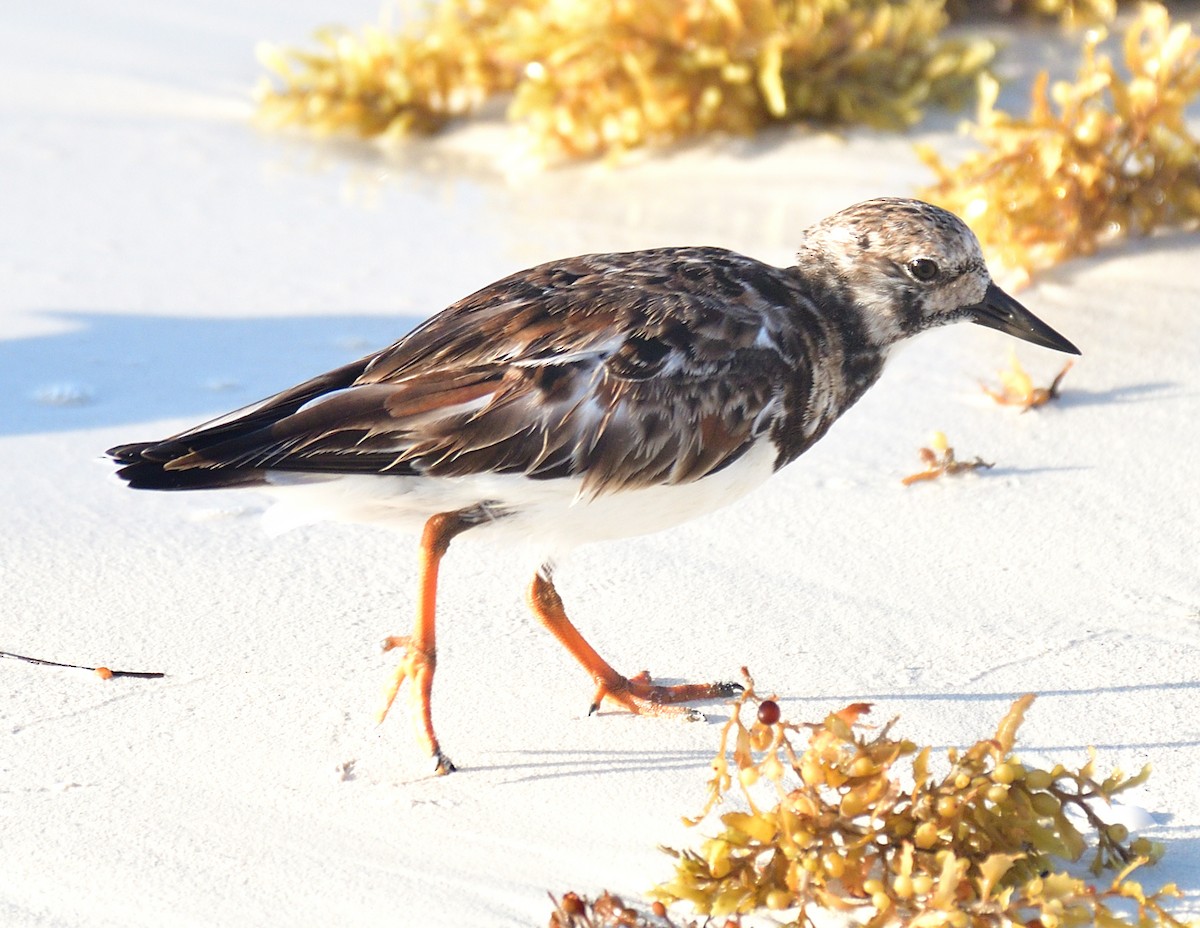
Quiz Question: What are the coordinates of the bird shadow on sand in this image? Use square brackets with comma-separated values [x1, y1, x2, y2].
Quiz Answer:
[468, 746, 719, 784]
[808, 677, 1200, 704]
[787, 679, 1200, 753]
[474, 680, 1200, 784]
[0, 309, 423, 437]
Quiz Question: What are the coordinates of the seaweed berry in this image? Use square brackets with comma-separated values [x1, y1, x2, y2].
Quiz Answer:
[757, 700, 781, 725]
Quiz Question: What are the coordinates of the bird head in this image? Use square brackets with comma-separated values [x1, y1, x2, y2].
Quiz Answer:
[796, 198, 1080, 356]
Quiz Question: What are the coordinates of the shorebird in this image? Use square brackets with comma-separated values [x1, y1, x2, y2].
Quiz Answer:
[109, 198, 1079, 774]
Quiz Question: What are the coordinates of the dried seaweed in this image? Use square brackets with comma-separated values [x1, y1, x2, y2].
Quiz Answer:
[901, 430, 994, 485]
[548, 890, 702, 927]
[920, 3, 1200, 282]
[256, 0, 994, 161]
[981, 351, 1074, 411]
[254, 4, 526, 138]
[653, 672, 1185, 927]
[509, 0, 993, 160]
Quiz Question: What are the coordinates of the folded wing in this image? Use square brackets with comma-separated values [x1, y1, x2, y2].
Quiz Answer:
[110, 248, 809, 495]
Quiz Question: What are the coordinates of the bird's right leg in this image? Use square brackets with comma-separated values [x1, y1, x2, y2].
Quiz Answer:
[377, 509, 475, 776]
[526, 567, 740, 718]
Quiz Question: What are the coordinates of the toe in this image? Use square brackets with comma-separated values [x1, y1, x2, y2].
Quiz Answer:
[433, 750, 456, 776]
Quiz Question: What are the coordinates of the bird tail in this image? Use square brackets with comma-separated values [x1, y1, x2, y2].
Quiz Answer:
[107, 440, 267, 491]
[106, 354, 377, 491]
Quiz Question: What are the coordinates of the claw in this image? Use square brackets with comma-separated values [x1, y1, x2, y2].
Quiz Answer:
[375, 636, 446, 774]
[432, 750, 456, 776]
[588, 670, 733, 719]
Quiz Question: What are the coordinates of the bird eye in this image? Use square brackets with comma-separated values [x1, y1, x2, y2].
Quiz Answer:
[907, 258, 940, 282]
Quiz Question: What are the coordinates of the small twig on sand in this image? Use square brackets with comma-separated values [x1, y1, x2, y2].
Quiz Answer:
[0, 649, 164, 679]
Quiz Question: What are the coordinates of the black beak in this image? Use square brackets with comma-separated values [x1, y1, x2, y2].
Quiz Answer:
[967, 282, 1080, 355]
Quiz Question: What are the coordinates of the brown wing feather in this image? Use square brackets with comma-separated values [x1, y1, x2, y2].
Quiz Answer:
[117, 247, 815, 495]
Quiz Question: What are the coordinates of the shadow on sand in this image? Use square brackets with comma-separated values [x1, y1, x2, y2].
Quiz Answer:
[0, 309, 424, 437]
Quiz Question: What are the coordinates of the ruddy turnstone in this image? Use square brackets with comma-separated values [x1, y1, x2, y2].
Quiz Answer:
[108, 197, 1079, 774]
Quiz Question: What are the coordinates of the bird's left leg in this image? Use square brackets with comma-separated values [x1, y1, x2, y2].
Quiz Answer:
[526, 567, 740, 718]
[377, 509, 476, 775]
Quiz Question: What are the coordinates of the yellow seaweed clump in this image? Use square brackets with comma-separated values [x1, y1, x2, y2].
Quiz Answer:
[919, 3, 1200, 282]
[654, 672, 1185, 927]
[510, 0, 993, 160]
[255, 3, 527, 138]
[257, 0, 994, 161]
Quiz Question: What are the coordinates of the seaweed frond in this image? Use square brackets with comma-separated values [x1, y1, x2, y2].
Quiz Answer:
[653, 673, 1184, 927]
[920, 3, 1200, 281]
[257, 0, 995, 162]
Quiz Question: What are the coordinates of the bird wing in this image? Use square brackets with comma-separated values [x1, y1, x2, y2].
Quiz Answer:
[118, 248, 810, 495]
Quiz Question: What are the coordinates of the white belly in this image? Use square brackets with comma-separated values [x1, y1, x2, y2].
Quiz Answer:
[260, 438, 779, 558]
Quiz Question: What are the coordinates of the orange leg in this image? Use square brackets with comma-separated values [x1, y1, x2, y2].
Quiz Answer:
[377, 510, 475, 775]
[526, 570, 740, 718]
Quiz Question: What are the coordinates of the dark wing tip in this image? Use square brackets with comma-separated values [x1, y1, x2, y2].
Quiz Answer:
[106, 442, 151, 464]
[107, 440, 265, 491]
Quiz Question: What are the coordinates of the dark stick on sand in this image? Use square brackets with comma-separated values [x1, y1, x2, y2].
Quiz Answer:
[0, 649, 164, 679]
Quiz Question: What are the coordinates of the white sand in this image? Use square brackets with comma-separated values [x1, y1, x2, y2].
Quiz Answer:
[2, 3, 1198, 926]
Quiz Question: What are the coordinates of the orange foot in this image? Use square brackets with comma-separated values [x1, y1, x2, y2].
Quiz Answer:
[526, 571, 742, 723]
[377, 635, 455, 776]
[589, 670, 742, 719]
